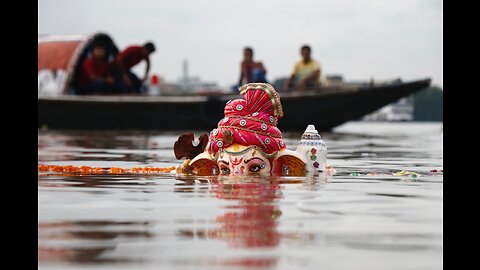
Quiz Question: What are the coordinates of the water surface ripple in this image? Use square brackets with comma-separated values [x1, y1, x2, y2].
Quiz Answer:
[38, 122, 443, 270]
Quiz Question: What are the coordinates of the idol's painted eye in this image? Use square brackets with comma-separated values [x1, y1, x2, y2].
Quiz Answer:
[249, 165, 260, 172]
[218, 160, 230, 175]
[220, 167, 231, 175]
[249, 162, 266, 173]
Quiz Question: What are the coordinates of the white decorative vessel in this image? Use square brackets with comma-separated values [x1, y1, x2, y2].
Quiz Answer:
[295, 124, 327, 172]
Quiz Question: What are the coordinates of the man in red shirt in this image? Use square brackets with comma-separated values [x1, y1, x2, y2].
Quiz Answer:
[76, 41, 114, 94]
[111, 42, 156, 94]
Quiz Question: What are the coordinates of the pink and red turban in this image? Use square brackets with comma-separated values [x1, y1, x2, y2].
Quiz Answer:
[207, 83, 286, 155]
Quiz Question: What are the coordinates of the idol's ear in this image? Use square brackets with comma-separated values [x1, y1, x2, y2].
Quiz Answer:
[271, 149, 306, 176]
[188, 152, 219, 176]
[174, 132, 209, 160]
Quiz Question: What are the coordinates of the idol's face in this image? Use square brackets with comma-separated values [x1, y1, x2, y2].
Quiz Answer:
[216, 144, 271, 176]
[187, 144, 307, 177]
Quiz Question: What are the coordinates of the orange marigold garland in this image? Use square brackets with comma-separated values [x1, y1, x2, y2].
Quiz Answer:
[38, 164, 176, 175]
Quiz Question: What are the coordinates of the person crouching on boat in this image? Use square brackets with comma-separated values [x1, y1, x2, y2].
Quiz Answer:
[284, 44, 321, 91]
[238, 47, 268, 86]
[76, 40, 115, 95]
[110, 42, 156, 94]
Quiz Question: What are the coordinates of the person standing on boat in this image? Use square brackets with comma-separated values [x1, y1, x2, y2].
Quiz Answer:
[238, 47, 268, 86]
[111, 42, 156, 94]
[284, 45, 321, 91]
[76, 40, 115, 95]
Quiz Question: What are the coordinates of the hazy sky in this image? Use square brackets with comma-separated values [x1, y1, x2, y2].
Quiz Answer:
[38, 0, 442, 88]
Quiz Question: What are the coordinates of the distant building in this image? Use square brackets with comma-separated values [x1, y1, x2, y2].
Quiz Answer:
[143, 74, 181, 95]
[323, 74, 344, 86]
[363, 96, 414, 121]
[177, 59, 223, 94]
[145, 60, 226, 95]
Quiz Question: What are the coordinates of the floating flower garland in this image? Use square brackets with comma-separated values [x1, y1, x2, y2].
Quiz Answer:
[38, 164, 176, 175]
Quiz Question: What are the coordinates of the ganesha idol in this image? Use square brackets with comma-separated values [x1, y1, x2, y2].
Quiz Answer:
[174, 83, 331, 177]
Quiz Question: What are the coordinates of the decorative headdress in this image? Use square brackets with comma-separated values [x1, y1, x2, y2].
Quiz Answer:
[207, 83, 286, 156]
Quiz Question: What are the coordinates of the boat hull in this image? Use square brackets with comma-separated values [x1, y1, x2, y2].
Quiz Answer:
[38, 79, 430, 131]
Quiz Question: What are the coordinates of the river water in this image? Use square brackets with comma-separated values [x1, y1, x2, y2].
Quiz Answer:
[38, 122, 443, 270]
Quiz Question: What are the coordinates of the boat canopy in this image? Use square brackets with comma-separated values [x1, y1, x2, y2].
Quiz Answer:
[38, 32, 119, 96]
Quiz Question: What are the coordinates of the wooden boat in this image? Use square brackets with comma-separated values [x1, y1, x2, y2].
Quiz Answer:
[38, 32, 431, 131]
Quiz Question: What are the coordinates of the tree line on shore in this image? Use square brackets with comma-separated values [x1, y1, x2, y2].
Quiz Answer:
[413, 86, 443, 121]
